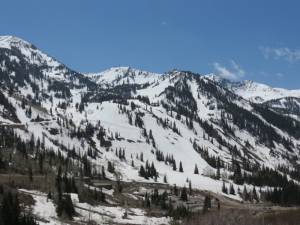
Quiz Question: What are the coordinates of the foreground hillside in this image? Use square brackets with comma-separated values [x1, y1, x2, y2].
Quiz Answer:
[0, 36, 300, 224]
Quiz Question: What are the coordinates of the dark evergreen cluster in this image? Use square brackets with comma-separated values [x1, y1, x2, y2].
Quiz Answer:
[96, 126, 112, 148]
[202, 195, 212, 213]
[224, 101, 293, 149]
[143, 189, 169, 210]
[0, 91, 19, 122]
[143, 129, 156, 148]
[238, 167, 288, 187]
[136, 95, 150, 105]
[139, 161, 158, 180]
[162, 153, 178, 171]
[278, 165, 300, 182]
[134, 112, 144, 128]
[115, 148, 126, 160]
[253, 104, 300, 139]
[0, 47, 44, 87]
[162, 75, 198, 119]
[241, 186, 259, 202]
[82, 84, 138, 103]
[55, 194, 75, 219]
[107, 161, 115, 174]
[193, 141, 224, 173]
[48, 80, 71, 98]
[180, 186, 188, 201]
[92, 188, 106, 203]
[0, 188, 38, 225]
[156, 117, 181, 135]
[155, 150, 165, 162]
[264, 97, 300, 117]
[265, 181, 300, 205]
[55, 166, 78, 196]
[55, 166, 76, 219]
[196, 76, 297, 150]
[0, 127, 79, 175]
[168, 205, 190, 220]
[0, 45, 90, 104]
[231, 161, 243, 185]
[198, 119, 235, 152]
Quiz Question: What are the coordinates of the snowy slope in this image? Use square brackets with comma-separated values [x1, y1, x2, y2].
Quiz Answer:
[223, 79, 300, 103]
[233, 81, 300, 103]
[20, 189, 170, 225]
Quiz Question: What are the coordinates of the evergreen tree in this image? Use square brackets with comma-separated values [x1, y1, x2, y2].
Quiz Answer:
[194, 164, 199, 174]
[0, 190, 38, 225]
[56, 166, 62, 200]
[1, 191, 20, 225]
[202, 195, 211, 213]
[56, 194, 75, 219]
[144, 193, 151, 208]
[229, 184, 235, 195]
[163, 175, 167, 183]
[222, 181, 228, 194]
[252, 186, 258, 202]
[243, 186, 250, 201]
[173, 184, 179, 196]
[232, 161, 243, 185]
[180, 187, 188, 201]
[179, 161, 183, 173]
[101, 166, 106, 179]
[216, 157, 221, 179]
[189, 180, 192, 195]
[107, 161, 115, 174]
[172, 161, 177, 171]
[139, 165, 146, 178]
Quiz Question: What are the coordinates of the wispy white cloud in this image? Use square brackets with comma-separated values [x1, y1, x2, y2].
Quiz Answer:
[260, 47, 300, 63]
[276, 72, 284, 78]
[259, 71, 284, 79]
[161, 21, 167, 26]
[213, 60, 245, 80]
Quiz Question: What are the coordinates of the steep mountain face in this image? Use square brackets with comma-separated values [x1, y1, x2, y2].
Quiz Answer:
[208, 75, 300, 119]
[1, 36, 300, 199]
[0, 36, 94, 100]
[264, 97, 300, 119]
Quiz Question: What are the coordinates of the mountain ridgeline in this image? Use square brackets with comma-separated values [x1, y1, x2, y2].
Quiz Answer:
[1, 36, 300, 206]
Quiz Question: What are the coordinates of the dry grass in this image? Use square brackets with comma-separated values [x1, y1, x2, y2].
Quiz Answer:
[0, 173, 56, 193]
[263, 209, 300, 225]
[178, 208, 300, 225]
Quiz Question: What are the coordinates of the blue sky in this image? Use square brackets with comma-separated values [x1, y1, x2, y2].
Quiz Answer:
[1, 0, 300, 88]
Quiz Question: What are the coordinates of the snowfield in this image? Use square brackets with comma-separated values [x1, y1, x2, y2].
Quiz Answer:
[20, 189, 170, 225]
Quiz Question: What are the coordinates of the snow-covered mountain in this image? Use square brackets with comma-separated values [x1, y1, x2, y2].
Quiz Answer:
[223, 79, 300, 103]
[206, 74, 300, 119]
[1, 36, 300, 200]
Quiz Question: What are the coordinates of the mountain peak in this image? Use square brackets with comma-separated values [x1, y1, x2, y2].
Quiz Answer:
[202, 73, 222, 82]
[85, 66, 161, 86]
[0, 35, 34, 50]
